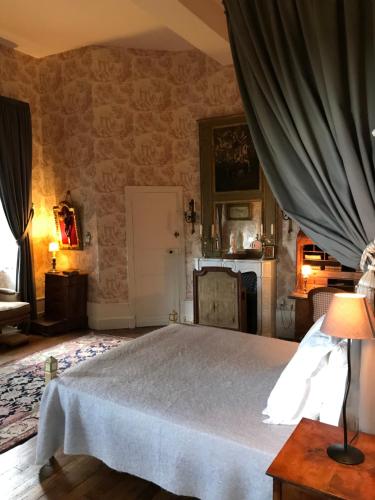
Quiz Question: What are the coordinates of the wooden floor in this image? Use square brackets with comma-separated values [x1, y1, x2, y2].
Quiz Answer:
[0, 328, 193, 500]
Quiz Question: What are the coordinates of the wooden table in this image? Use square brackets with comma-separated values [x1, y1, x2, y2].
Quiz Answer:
[267, 418, 375, 499]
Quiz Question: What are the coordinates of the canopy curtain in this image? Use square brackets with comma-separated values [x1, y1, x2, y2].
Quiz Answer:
[0, 95, 36, 317]
[224, 0, 375, 269]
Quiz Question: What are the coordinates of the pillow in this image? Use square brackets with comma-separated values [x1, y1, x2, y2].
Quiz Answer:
[319, 339, 347, 425]
[262, 315, 344, 425]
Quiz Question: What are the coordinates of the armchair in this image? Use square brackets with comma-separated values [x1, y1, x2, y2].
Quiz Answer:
[0, 288, 30, 346]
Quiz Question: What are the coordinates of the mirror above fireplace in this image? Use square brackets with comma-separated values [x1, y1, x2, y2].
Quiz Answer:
[198, 113, 277, 259]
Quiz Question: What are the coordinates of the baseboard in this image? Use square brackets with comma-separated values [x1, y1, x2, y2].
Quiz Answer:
[183, 300, 194, 323]
[36, 296, 45, 317]
[87, 302, 135, 330]
[135, 316, 168, 327]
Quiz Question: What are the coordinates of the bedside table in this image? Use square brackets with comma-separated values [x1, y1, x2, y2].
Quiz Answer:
[32, 272, 88, 336]
[267, 418, 375, 500]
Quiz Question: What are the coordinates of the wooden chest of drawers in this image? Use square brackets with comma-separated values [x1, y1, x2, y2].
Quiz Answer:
[45, 272, 88, 328]
[32, 272, 88, 336]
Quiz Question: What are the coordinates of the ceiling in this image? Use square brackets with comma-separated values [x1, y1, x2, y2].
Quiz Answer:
[0, 0, 232, 64]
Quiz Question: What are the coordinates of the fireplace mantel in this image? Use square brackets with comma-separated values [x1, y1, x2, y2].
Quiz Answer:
[193, 258, 276, 337]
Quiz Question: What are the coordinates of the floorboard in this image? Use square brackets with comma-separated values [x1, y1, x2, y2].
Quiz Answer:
[0, 327, 193, 500]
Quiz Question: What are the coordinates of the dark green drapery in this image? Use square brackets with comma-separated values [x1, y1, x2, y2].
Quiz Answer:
[224, 0, 375, 268]
[0, 95, 36, 317]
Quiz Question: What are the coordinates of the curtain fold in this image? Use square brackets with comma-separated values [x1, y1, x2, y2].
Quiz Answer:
[0, 95, 36, 317]
[224, 0, 375, 268]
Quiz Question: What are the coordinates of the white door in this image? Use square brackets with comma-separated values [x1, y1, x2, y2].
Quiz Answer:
[126, 187, 184, 327]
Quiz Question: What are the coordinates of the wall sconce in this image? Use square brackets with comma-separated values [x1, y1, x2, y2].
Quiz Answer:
[48, 241, 59, 273]
[281, 209, 293, 233]
[301, 264, 312, 293]
[184, 199, 197, 234]
[84, 231, 92, 246]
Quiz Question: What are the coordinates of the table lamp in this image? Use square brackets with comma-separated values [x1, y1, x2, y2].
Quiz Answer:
[301, 264, 312, 292]
[48, 241, 59, 272]
[321, 293, 375, 464]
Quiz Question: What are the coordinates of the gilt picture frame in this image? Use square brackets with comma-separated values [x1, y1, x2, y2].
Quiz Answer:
[53, 202, 82, 250]
[212, 120, 260, 193]
[263, 245, 275, 259]
[226, 203, 252, 220]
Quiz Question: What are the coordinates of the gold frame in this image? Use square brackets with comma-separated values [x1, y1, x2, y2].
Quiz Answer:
[263, 245, 275, 259]
[226, 202, 252, 220]
[53, 202, 82, 250]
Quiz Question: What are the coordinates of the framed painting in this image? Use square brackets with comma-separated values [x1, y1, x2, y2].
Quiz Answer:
[53, 201, 82, 250]
[263, 245, 275, 259]
[226, 203, 252, 221]
[212, 121, 260, 193]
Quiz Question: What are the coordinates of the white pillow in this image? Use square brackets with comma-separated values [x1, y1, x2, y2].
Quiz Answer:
[319, 340, 347, 425]
[262, 315, 344, 425]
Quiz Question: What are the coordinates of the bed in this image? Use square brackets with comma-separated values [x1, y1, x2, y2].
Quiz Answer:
[36, 324, 298, 499]
[35, 323, 375, 500]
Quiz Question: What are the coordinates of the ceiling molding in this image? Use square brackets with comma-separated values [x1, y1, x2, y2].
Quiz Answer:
[0, 0, 232, 63]
[131, 0, 232, 65]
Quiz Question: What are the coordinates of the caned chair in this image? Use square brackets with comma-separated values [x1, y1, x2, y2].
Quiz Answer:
[308, 286, 345, 323]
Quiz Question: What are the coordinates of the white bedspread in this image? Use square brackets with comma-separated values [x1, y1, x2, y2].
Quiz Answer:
[36, 324, 297, 500]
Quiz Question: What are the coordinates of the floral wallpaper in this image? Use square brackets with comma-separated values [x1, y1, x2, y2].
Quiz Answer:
[0, 43, 296, 334]
[39, 48, 99, 301]
[37, 46, 244, 304]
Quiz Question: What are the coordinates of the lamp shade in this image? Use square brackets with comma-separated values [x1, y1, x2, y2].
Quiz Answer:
[321, 293, 375, 340]
[48, 242, 59, 253]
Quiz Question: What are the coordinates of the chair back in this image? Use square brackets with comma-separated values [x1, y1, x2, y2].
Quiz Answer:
[308, 286, 345, 322]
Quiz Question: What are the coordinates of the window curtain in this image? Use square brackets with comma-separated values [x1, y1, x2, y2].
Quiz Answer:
[224, 0, 375, 269]
[0, 96, 36, 317]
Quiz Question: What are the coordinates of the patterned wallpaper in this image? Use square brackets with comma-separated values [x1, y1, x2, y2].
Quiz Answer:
[0, 44, 296, 333]
[39, 48, 99, 301]
[37, 46, 244, 303]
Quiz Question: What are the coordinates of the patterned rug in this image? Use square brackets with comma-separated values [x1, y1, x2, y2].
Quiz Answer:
[0, 333, 131, 454]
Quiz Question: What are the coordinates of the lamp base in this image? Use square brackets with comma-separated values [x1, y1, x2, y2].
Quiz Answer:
[327, 443, 364, 465]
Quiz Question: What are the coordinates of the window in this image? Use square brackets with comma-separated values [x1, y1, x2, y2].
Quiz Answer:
[0, 199, 17, 289]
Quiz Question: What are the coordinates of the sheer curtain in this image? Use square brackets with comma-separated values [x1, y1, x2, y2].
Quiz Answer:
[0, 199, 17, 289]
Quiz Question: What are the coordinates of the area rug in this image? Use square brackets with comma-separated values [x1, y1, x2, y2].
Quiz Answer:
[0, 333, 131, 454]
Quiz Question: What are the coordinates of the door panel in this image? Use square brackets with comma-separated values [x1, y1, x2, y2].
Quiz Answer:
[129, 188, 183, 327]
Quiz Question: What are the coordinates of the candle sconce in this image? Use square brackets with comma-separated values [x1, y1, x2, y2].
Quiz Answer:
[281, 209, 293, 234]
[184, 199, 197, 234]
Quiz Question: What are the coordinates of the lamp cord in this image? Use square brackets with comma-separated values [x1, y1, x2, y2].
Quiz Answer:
[350, 429, 360, 445]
